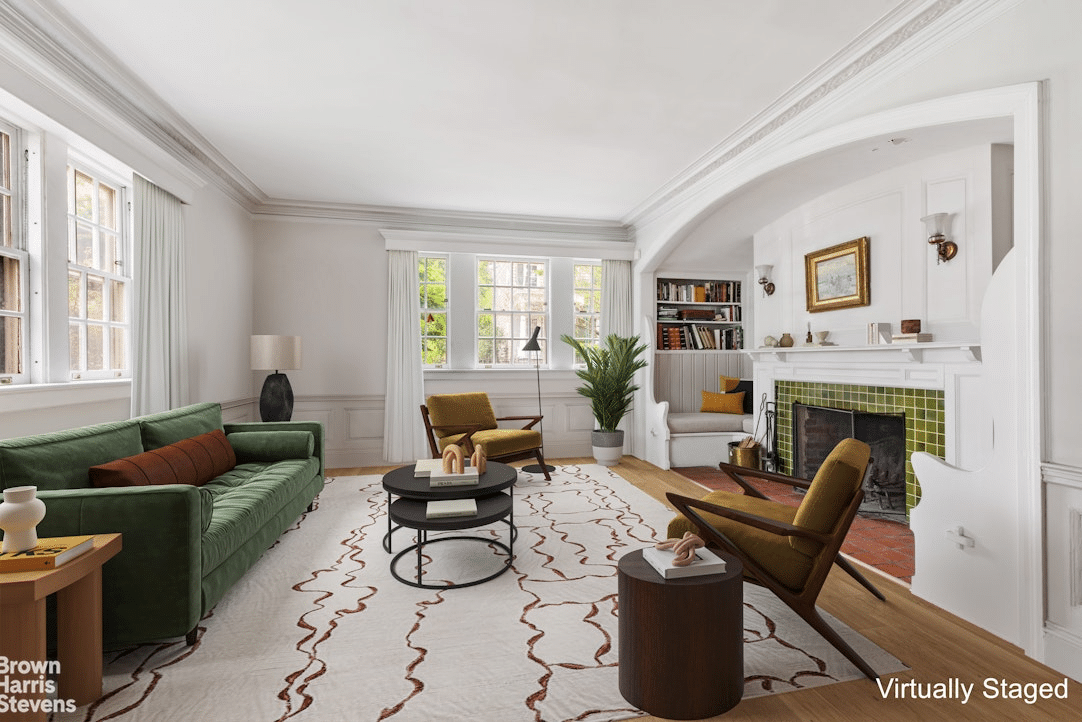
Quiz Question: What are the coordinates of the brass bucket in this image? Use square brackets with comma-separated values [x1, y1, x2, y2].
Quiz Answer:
[728, 441, 761, 470]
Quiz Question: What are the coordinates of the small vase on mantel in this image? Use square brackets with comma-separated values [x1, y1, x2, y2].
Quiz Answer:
[778, 333, 795, 348]
[0, 485, 47, 553]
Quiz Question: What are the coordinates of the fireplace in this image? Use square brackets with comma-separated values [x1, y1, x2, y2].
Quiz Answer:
[792, 402, 907, 522]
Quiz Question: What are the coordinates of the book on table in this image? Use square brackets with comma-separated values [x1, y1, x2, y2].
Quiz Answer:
[642, 545, 727, 579]
[0, 535, 94, 572]
[429, 467, 480, 487]
[426, 499, 478, 519]
[414, 458, 443, 477]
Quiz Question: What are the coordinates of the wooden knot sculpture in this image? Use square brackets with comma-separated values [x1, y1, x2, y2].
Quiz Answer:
[441, 444, 465, 474]
[470, 447, 486, 474]
[654, 531, 706, 567]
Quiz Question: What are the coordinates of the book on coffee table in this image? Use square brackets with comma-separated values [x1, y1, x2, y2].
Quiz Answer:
[642, 545, 727, 579]
[414, 458, 443, 477]
[426, 499, 478, 519]
[429, 467, 480, 487]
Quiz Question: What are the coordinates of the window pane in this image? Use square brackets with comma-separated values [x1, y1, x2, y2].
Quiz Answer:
[494, 313, 512, 338]
[477, 339, 493, 365]
[477, 260, 493, 285]
[98, 183, 117, 230]
[111, 327, 127, 370]
[423, 338, 446, 366]
[0, 316, 20, 374]
[1, 194, 10, 249]
[0, 255, 19, 311]
[494, 286, 511, 311]
[477, 286, 493, 311]
[68, 323, 82, 371]
[99, 232, 116, 272]
[110, 280, 126, 322]
[87, 275, 104, 321]
[68, 270, 82, 317]
[76, 223, 93, 267]
[87, 323, 103, 370]
[74, 171, 94, 220]
[477, 313, 493, 337]
[494, 261, 511, 285]
[494, 339, 512, 364]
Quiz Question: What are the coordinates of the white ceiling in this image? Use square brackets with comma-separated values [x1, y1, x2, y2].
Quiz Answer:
[48, 0, 902, 220]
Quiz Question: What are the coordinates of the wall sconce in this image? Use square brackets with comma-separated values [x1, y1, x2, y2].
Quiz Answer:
[921, 213, 958, 264]
[755, 264, 775, 296]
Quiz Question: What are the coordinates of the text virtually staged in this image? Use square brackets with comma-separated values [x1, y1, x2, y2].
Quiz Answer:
[877, 676, 1070, 706]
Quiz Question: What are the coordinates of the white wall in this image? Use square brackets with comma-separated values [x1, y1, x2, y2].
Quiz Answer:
[751, 144, 1008, 347]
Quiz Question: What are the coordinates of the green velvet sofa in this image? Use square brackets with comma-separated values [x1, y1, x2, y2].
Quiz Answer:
[0, 402, 324, 649]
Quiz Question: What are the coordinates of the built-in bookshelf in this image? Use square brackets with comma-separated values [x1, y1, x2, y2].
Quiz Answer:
[655, 277, 744, 351]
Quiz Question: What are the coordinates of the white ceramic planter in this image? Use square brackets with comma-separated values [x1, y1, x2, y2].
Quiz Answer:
[0, 485, 47, 553]
[591, 430, 624, 467]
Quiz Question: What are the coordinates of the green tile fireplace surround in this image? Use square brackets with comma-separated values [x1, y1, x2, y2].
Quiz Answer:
[774, 380, 946, 515]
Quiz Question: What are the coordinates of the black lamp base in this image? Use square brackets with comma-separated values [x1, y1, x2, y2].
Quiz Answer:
[522, 463, 556, 474]
[259, 372, 294, 422]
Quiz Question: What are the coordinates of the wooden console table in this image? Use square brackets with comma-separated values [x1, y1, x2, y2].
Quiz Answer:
[0, 533, 122, 721]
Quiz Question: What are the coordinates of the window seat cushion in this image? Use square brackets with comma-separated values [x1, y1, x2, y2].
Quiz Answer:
[668, 412, 755, 435]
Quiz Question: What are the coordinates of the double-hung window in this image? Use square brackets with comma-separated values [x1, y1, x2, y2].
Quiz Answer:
[0, 121, 26, 382]
[476, 257, 547, 367]
[419, 254, 448, 366]
[67, 163, 130, 379]
[572, 262, 602, 360]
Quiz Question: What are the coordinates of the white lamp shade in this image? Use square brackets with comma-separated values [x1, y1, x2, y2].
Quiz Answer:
[251, 335, 302, 371]
[755, 264, 773, 279]
[921, 213, 950, 238]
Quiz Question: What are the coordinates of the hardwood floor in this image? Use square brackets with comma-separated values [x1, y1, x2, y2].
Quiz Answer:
[331, 457, 1082, 721]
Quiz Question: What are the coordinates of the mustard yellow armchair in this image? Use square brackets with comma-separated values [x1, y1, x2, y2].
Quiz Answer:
[666, 438, 885, 679]
[420, 392, 551, 480]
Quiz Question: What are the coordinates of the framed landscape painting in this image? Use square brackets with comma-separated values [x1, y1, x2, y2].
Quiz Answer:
[804, 236, 870, 312]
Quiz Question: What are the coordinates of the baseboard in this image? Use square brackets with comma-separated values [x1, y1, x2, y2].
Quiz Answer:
[1043, 623, 1082, 683]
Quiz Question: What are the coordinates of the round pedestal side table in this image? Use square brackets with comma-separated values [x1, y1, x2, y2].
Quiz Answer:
[617, 548, 744, 720]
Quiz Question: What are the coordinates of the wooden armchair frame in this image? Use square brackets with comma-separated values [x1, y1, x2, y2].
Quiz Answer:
[667, 461, 886, 680]
[419, 405, 551, 480]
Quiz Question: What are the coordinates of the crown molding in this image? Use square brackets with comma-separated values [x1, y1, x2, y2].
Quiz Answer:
[256, 198, 633, 243]
[0, 0, 265, 208]
[625, 0, 1024, 228]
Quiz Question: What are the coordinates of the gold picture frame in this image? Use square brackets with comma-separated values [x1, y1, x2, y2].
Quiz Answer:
[805, 236, 870, 313]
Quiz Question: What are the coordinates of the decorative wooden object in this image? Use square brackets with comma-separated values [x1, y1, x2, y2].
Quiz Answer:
[441, 445, 464, 474]
[470, 447, 487, 474]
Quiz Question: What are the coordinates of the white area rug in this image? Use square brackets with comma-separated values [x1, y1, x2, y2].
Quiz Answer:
[59, 464, 904, 722]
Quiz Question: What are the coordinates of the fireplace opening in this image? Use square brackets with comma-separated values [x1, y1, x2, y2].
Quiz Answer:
[792, 402, 907, 523]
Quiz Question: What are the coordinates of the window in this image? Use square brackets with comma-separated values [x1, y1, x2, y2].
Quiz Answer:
[419, 254, 448, 366]
[572, 262, 602, 361]
[476, 257, 546, 366]
[0, 121, 26, 382]
[67, 163, 129, 379]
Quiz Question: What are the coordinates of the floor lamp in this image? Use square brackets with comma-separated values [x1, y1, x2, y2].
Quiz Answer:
[521, 326, 555, 474]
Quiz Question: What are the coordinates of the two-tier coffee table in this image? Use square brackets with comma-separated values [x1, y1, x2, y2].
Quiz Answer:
[382, 461, 517, 589]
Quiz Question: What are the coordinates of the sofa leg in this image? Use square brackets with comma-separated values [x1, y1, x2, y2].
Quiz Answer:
[186, 628, 198, 646]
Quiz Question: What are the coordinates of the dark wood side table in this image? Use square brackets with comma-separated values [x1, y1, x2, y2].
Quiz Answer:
[617, 548, 743, 720]
[0, 533, 122, 722]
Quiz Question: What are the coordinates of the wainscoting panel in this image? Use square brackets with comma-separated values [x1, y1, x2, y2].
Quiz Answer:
[653, 352, 753, 414]
[1044, 463, 1082, 683]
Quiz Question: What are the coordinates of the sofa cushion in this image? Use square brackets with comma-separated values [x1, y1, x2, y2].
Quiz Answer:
[437, 428, 541, 458]
[89, 430, 236, 488]
[426, 393, 498, 437]
[199, 457, 320, 574]
[139, 402, 224, 451]
[227, 431, 314, 463]
[668, 412, 751, 434]
[0, 420, 143, 491]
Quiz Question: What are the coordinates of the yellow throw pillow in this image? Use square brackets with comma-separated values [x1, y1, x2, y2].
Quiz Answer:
[719, 375, 740, 392]
[701, 390, 745, 414]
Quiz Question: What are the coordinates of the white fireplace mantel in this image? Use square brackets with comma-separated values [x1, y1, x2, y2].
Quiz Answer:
[747, 342, 981, 365]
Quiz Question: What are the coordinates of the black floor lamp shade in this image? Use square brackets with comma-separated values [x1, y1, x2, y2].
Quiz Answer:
[522, 326, 555, 474]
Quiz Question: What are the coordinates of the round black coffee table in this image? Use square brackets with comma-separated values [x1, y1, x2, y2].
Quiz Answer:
[382, 461, 518, 589]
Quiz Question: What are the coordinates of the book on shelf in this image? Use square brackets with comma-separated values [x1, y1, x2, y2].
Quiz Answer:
[429, 467, 480, 487]
[0, 535, 94, 572]
[641, 545, 727, 579]
[891, 333, 933, 344]
[426, 499, 478, 519]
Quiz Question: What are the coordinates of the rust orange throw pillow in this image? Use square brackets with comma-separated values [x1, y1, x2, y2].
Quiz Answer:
[700, 390, 745, 414]
[90, 429, 236, 488]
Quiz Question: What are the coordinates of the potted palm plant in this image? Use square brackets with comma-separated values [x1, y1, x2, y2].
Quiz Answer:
[561, 334, 649, 466]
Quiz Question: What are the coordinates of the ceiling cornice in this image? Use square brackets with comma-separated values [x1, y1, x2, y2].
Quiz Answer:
[0, 0, 266, 208]
[256, 199, 633, 243]
[625, 0, 1024, 228]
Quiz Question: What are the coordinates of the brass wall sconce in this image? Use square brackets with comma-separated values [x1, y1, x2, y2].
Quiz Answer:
[755, 264, 775, 296]
[921, 213, 958, 264]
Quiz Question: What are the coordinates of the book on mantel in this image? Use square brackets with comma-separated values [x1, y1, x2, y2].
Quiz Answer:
[0, 535, 94, 572]
[642, 545, 727, 579]
[891, 333, 933, 344]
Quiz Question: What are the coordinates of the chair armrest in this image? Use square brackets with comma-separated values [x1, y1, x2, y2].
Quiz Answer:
[495, 415, 541, 430]
[666, 492, 830, 545]
[426, 423, 482, 453]
[717, 461, 815, 495]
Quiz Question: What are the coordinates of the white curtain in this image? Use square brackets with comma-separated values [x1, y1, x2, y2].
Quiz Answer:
[131, 175, 188, 417]
[600, 259, 632, 338]
[383, 250, 428, 462]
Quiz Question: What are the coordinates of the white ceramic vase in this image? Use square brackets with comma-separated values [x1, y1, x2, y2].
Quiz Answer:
[0, 485, 47, 553]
